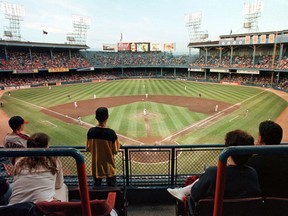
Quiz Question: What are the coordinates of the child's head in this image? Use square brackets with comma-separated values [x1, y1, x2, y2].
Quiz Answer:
[27, 132, 50, 148]
[8, 116, 28, 132]
[95, 107, 109, 123]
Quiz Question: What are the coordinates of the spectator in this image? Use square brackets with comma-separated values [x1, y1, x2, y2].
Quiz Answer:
[86, 107, 120, 187]
[9, 132, 68, 205]
[167, 129, 260, 203]
[0, 176, 12, 205]
[3, 116, 29, 149]
[247, 120, 288, 197]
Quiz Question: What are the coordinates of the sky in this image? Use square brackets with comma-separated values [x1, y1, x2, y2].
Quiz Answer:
[0, 0, 288, 53]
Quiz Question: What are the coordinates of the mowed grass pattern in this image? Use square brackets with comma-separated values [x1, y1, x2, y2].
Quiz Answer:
[1, 79, 287, 146]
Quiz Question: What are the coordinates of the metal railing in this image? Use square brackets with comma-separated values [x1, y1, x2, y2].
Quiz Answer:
[0, 148, 92, 216]
[0, 144, 224, 187]
[214, 145, 288, 216]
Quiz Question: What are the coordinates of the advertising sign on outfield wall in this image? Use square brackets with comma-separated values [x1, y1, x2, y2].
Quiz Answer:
[220, 81, 240, 85]
[48, 68, 69, 72]
[268, 34, 275, 43]
[117, 42, 131, 51]
[130, 43, 136, 52]
[163, 43, 175, 51]
[237, 69, 260, 74]
[150, 43, 161, 51]
[188, 68, 204, 72]
[102, 44, 116, 51]
[210, 69, 229, 73]
[260, 35, 266, 43]
[252, 35, 258, 44]
[136, 43, 149, 52]
[13, 69, 38, 74]
[245, 36, 251, 44]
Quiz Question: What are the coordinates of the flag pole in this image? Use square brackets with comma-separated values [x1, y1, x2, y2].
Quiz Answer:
[120, 32, 123, 76]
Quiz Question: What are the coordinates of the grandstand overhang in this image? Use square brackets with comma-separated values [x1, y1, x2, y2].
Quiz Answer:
[188, 40, 219, 48]
[188, 29, 288, 49]
[0, 40, 89, 50]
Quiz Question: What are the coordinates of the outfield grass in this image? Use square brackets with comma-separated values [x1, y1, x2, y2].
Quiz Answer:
[1, 79, 287, 146]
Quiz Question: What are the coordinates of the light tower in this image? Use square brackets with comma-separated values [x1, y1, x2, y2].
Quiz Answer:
[1, 2, 25, 41]
[185, 12, 208, 42]
[243, 1, 263, 33]
[66, 15, 91, 45]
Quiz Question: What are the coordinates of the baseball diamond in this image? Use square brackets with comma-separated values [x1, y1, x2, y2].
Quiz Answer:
[1, 79, 287, 148]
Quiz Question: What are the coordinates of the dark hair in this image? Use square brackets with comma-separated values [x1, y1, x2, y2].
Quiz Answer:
[95, 107, 109, 123]
[225, 129, 254, 165]
[27, 133, 50, 148]
[259, 120, 282, 145]
[8, 116, 26, 131]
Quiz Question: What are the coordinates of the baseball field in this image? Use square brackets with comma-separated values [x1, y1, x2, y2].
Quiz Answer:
[1, 79, 287, 146]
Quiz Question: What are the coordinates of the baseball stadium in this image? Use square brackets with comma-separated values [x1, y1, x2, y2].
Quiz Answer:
[0, 1, 288, 216]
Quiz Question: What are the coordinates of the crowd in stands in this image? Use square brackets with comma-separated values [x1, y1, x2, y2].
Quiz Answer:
[0, 72, 118, 87]
[0, 49, 189, 71]
[84, 51, 189, 66]
[0, 48, 288, 90]
[0, 50, 90, 71]
[2, 49, 288, 71]
[190, 54, 288, 70]
[0, 70, 287, 91]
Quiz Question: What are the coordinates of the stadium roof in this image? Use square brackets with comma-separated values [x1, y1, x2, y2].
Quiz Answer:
[219, 29, 288, 39]
[0, 40, 89, 50]
[188, 29, 288, 48]
[187, 40, 219, 47]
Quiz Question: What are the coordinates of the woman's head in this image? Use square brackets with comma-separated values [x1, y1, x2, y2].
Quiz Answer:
[15, 132, 57, 175]
[27, 133, 50, 148]
[225, 130, 254, 165]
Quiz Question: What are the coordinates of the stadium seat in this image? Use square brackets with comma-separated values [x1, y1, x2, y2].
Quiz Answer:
[184, 196, 264, 216]
[263, 197, 288, 216]
[69, 186, 126, 216]
[35, 192, 116, 216]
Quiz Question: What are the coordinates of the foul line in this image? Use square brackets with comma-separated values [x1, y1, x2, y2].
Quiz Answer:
[9, 89, 266, 145]
[160, 90, 267, 143]
[229, 115, 239, 122]
[9, 96, 145, 145]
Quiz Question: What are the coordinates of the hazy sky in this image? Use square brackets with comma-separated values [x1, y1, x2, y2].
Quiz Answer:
[0, 0, 287, 53]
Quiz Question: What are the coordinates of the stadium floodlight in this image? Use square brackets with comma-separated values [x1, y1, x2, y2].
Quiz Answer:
[185, 12, 208, 42]
[1, 2, 25, 41]
[66, 15, 91, 45]
[243, 1, 263, 33]
[72, 15, 91, 26]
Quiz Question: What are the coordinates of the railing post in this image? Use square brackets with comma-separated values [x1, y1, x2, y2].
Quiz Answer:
[124, 148, 130, 186]
[0, 148, 92, 216]
[170, 146, 175, 185]
[213, 161, 227, 216]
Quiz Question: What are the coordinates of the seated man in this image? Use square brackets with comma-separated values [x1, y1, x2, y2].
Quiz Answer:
[0, 176, 12, 205]
[167, 130, 261, 203]
[247, 120, 288, 198]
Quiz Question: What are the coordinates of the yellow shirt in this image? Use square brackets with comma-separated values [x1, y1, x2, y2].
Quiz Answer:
[86, 127, 120, 178]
